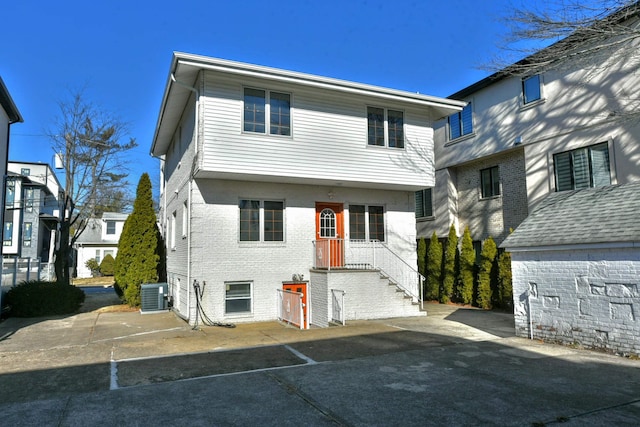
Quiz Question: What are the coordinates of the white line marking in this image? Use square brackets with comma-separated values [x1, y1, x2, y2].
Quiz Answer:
[110, 347, 119, 390]
[284, 344, 317, 364]
[92, 327, 184, 343]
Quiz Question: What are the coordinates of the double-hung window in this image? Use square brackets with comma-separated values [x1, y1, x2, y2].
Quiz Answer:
[415, 189, 433, 218]
[23, 222, 32, 247]
[554, 142, 610, 192]
[3, 221, 12, 246]
[25, 188, 34, 213]
[349, 205, 385, 241]
[5, 180, 15, 208]
[480, 166, 500, 198]
[448, 103, 473, 140]
[243, 88, 291, 136]
[106, 220, 116, 235]
[522, 74, 542, 104]
[225, 281, 252, 314]
[367, 107, 404, 148]
[239, 199, 284, 242]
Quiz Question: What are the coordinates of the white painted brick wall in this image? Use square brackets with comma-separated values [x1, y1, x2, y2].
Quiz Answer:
[511, 247, 640, 355]
[169, 178, 418, 326]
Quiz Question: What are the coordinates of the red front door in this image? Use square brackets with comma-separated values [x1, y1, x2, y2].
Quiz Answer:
[315, 202, 344, 268]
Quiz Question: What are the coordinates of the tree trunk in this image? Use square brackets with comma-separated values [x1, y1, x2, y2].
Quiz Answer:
[54, 220, 71, 286]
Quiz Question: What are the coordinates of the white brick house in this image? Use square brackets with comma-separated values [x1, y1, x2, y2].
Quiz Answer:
[150, 53, 464, 326]
[417, 7, 640, 246]
[501, 182, 640, 355]
[74, 212, 129, 278]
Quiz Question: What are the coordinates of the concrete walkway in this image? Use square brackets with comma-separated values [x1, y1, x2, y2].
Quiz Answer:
[0, 296, 639, 426]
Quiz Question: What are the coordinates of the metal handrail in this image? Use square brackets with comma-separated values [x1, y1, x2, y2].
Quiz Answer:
[313, 239, 424, 310]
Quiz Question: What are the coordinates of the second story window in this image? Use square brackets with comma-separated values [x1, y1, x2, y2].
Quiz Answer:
[106, 221, 116, 235]
[25, 188, 34, 213]
[243, 88, 291, 136]
[367, 107, 404, 148]
[449, 103, 473, 140]
[481, 166, 500, 198]
[522, 74, 541, 105]
[5, 180, 15, 208]
[554, 142, 610, 192]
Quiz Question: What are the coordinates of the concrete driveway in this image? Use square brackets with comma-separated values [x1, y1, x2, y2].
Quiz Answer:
[0, 295, 639, 426]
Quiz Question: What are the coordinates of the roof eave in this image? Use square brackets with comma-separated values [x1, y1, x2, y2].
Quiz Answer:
[150, 52, 467, 157]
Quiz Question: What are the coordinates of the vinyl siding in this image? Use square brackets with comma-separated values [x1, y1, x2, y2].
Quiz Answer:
[198, 71, 434, 190]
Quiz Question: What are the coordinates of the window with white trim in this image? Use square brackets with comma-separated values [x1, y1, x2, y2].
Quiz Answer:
[106, 220, 116, 235]
[367, 107, 404, 148]
[554, 142, 610, 192]
[182, 201, 188, 238]
[243, 88, 291, 136]
[3, 221, 12, 246]
[239, 199, 284, 242]
[448, 103, 473, 140]
[23, 222, 32, 247]
[480, 166, 500, 198]
[522, 74, 541, 104]
[5, 180, 15, 208]
[25, 188, 34, 213]
[170, 211, 176, 249]
[349, 205, 385, 241]
[225, 281, 252, 314]
[415, 189, 433, 218]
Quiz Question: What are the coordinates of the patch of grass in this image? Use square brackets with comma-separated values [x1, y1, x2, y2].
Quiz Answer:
[72, 276, 115, 286]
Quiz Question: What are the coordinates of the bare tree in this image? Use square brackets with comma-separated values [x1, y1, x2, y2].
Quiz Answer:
[49, 90, 137, 285]
[487, 0, 640, 76]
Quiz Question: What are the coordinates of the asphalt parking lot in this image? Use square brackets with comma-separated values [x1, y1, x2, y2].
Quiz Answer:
[0, 292, 639, 426]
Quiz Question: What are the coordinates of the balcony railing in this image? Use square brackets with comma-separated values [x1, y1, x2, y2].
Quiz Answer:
[312, 239, 423, 308]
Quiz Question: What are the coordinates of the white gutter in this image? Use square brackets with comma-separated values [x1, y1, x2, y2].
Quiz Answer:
[176, 57, 466, 110]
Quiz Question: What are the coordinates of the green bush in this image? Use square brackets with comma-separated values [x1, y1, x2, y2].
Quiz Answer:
[85, 258, 100, 276]
[425, 232, 442, 301]
[497, 251, 513, 309]
[458, 227, 475, 305]
[441, 224, 458, 304]
[477, 237, 498, 309]
[5, 280, 85, 317]
[100, 254, 115, 276]
[115, 173, 161, 307]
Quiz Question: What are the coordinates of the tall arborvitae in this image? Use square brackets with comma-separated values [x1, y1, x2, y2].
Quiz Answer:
[477, 236, 498, 309]
[115, 173, 160, 306]
[497, 251, 513, 309]
[459, 227, 475, 305]
[425, 232, 442, 301]
[441, 224, 458, 304]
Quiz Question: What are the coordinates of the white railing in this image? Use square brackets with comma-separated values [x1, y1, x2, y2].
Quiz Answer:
[331, 289, 346, 325]
[277, 288, 305, 329]
[313, 239, 424, 309]
[1, 257, 54, 288]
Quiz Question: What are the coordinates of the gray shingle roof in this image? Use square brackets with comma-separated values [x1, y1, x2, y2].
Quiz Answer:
[501, 182, 640, 249]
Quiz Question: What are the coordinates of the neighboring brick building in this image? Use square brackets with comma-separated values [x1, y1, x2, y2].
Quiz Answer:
[417, 6, 640, 246]
[501, 182, 640, 355]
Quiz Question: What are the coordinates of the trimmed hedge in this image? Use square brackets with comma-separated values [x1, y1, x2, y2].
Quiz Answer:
[5, 280, 85, 317]
[100, 254, 115, 276]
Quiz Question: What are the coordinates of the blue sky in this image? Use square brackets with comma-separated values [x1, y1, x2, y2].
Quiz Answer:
[2, 0, 516, 199]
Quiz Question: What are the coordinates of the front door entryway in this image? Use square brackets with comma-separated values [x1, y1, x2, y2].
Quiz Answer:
[315, 202, 344, 268]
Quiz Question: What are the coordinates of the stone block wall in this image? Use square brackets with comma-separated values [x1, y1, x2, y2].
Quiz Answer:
[511, 247, 640, 355]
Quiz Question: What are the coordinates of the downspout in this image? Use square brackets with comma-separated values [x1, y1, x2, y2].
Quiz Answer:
[170, 72, 199, 323]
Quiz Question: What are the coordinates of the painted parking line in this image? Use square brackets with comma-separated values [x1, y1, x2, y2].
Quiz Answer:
[110, 344, 319, 390]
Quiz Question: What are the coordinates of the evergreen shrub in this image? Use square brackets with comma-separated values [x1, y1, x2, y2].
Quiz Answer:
[477, 237, 498, 309]
[441, 224, 458, 304]
[425, 232, 442, 301]
[6, 280, 85, 317]
[100, 254, 115, 276]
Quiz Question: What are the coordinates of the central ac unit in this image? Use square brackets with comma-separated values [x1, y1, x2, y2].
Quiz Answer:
[141, 283, 168, 312]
